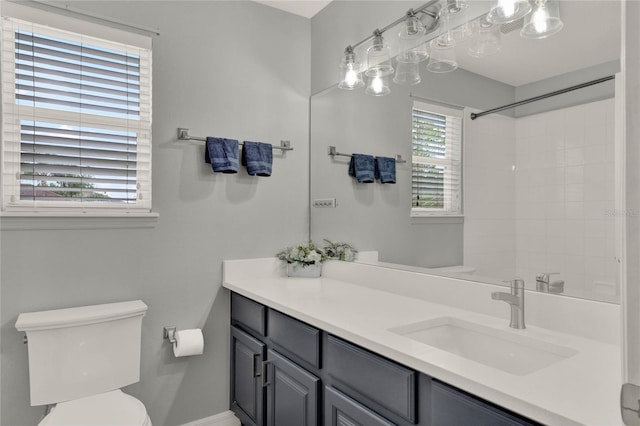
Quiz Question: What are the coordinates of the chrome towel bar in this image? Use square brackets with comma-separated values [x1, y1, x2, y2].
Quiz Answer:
[177, 128, 293, 151]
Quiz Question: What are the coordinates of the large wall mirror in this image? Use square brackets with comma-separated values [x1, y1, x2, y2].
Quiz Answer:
[310, 0, 621, 303]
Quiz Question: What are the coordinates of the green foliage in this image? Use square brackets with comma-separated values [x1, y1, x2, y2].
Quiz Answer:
[276, 240, 358, 267]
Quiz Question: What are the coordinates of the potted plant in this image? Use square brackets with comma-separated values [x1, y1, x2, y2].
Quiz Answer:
[323, 239, 358, 262]
[276, 241, 327, 277]
[276, 240, 357, 278]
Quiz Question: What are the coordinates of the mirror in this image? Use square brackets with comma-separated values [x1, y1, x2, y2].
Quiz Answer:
[310, 1, 621, 303]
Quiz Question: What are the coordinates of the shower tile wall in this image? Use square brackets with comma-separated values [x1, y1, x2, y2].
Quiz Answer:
[463, 111, 517, 279]
[514, 98, 617, 297]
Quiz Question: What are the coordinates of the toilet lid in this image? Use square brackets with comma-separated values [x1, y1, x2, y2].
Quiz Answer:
[39, 390, 151, 426]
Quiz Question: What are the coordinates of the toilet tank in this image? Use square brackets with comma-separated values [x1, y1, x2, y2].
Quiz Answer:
[15, 300, 148, 406]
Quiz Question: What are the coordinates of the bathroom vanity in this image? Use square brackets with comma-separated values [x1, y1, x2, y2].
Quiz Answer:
[223, 258, 622, 426]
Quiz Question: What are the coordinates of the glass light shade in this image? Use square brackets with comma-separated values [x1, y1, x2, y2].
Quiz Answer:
[486, 0, 532, 24]
[399, 16, 426, 40]
[393, 61, 421, 85]
[365, 35, 394, 77]
[450, 21, 474, 43]
[426, 39, 458, 73]
[365, 72, 391, 96]
[520, 0, 564, 39]
[338, 53, 364, 90]
[437, 8, 457, 47]
[446, 0, 469, 14]
[467, 19, 502, 58]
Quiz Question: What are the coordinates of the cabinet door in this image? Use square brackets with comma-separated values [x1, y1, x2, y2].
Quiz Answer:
[431, 381, 538, 426]
[231, 326, 266, 426]
[265, 349, 319, 426]
[325, 386, 396, 426]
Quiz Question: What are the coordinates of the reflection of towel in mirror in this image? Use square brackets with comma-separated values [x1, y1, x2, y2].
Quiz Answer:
[205, 137, 239, 173]
[348, 154, 375, 183]
[375, 156, 396, 184]
[241, 141, 273, 176]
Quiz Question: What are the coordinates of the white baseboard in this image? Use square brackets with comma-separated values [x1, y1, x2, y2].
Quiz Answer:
[179, 410, 241, 426]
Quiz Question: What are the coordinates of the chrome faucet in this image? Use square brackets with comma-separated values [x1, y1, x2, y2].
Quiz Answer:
[536, 272, 564, 294]
[491, 279, 525, 329]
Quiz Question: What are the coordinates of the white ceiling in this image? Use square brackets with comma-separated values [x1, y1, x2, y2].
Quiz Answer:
[455, 1, 621, 86]
[253, 0, 331, 18]
[253, 0, 620, 87]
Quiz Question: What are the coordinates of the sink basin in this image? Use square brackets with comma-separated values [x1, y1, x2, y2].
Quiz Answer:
[389, 317, 578, 375]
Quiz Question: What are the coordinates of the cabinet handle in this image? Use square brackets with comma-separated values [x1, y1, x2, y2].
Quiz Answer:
[261, 360, 271, 387]
[252, 353, 261, 378]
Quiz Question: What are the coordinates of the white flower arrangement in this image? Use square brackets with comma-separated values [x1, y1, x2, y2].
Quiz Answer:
[323, 239, 358, 262]
[276, 241, 328, 268]
[276, 240, 358, 268]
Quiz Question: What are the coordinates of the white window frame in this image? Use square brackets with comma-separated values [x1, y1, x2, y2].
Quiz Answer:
[411, 100, 463, 218]
[0, 4, 153, 218]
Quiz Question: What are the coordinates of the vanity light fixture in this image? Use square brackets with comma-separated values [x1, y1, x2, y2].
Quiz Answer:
[520, 0, 564, 39]
[486, 0, 532, 24]
[337, 0, 563, 96]
[338, 46, 365, 90]
[336, 0, 442, 95]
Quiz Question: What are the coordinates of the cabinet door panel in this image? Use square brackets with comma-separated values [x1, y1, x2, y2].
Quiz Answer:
[266, 349, 319, 426]
[232, 293, 267, 336]
[268, 309, 321, 369]
[431, 381, 539, 426]
[231, 326, 265, 426]
[325, 386, 396, 426]
[326, 335, 416, 423]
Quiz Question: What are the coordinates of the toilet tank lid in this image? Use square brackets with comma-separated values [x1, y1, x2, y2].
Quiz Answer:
[15, 300, 147, 332]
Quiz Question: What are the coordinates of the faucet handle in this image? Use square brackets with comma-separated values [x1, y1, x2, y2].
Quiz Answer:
[536, 272, 559, 281]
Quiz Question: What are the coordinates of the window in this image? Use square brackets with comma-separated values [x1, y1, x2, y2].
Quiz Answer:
[411, 101, 462, 217]
[1, 14, 152, 215]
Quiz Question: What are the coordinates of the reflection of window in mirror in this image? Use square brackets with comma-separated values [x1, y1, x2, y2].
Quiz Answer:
[411, 101, 463, 217]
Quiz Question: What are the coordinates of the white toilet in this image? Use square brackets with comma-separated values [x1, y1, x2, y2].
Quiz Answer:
[15, 300, 152, 425]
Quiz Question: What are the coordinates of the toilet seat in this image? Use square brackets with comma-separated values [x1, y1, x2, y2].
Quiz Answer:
[39, 389, 151, 426]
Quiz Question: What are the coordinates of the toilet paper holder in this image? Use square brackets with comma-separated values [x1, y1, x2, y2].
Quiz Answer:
[163, 326, 177, 344]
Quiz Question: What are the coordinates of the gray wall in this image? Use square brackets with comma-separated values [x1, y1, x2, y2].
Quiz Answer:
[0, 2, 310, 425]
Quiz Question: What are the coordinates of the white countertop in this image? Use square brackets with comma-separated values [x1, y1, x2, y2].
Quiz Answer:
[223, 259, 622, 426]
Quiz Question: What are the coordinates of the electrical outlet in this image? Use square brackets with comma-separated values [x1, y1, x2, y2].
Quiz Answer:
[313, 198, 337, 208]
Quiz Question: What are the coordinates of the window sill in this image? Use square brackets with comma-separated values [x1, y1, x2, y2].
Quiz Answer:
[0, 211, 159, 231]
[410, 215, 464, 225]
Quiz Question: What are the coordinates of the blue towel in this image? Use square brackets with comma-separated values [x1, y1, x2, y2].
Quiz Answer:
[348, 154, 375, 183]
[375, 156, 396, 184]
[205, 137, 239, 173]
[241, 141, 273, 176]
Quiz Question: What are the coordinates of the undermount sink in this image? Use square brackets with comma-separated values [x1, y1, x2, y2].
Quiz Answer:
[389, 317, 578, 376]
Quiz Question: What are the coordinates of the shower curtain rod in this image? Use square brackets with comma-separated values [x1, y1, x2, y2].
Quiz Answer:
[469, 75, 615, 120]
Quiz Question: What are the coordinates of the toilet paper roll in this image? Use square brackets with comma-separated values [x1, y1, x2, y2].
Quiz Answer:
[173, 329, 204, 357]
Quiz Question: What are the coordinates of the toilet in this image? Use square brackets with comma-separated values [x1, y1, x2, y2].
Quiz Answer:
[15, 300, 151, 425]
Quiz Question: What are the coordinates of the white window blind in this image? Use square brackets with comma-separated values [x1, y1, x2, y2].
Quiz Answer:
[1, 16, 152, 214]
[411, 101, 462, 217]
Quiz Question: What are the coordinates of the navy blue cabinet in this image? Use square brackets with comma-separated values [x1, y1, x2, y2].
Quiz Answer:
[229, 292, 540, 426]
[230, 326, 265, 426]
[265, 349, 320, 426]
[324, 386, 395, 426]
[431, 381, 537, 426]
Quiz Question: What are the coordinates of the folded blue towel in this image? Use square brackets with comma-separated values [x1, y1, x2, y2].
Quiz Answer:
[241, 141, 273, 176]
[348, 153, 375, 183]
[205, 137, 239, 173]
[375, 156, 396, 184]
